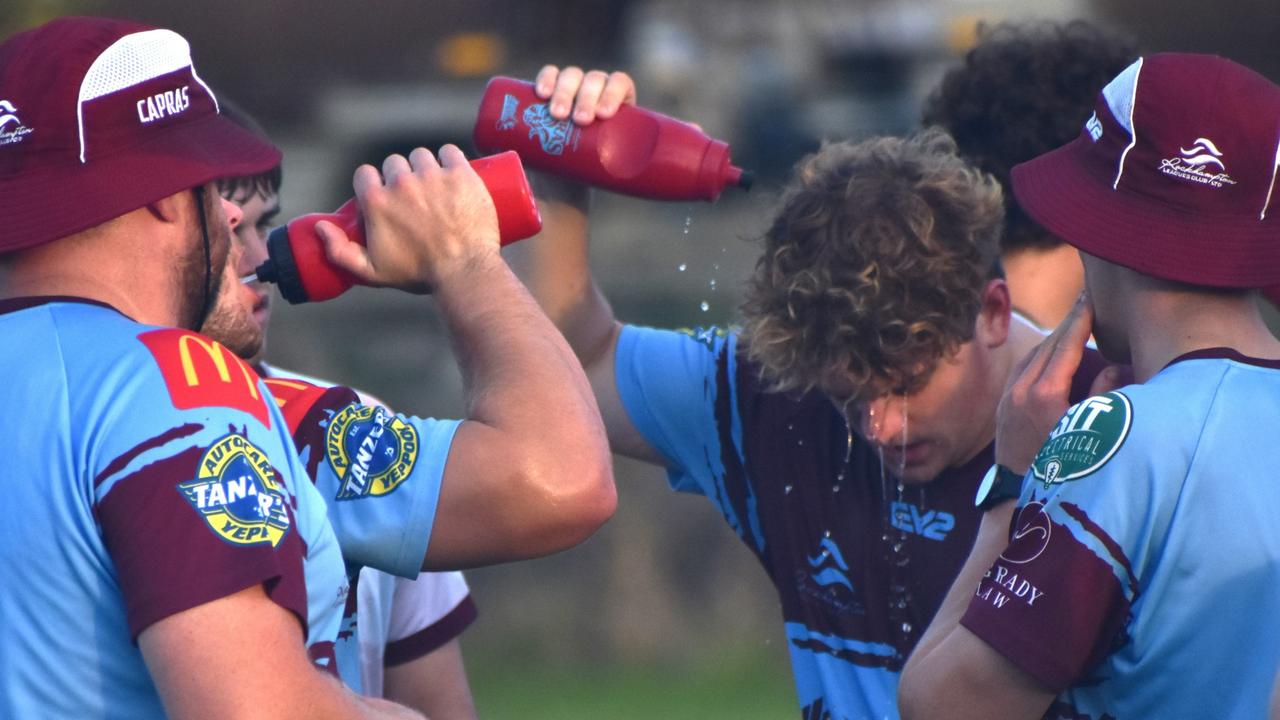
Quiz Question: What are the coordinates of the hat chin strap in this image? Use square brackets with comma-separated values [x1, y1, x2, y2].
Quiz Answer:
[192, 185, 214, 331]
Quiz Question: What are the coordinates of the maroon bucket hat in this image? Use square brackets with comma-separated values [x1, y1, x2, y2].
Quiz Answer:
[0, 17, 282, 254]
[1011, 53, 1280, 288]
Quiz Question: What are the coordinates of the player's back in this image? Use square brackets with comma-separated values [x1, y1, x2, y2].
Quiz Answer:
[0, 299, 173, 716]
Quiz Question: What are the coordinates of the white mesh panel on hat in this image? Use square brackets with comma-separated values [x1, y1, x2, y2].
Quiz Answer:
[1103, 57, 1143, 189]
[74, 28, 221, 163]
[77, 29, 192, 102]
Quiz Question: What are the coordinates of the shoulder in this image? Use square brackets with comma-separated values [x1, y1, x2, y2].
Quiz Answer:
[1030, 367, 1218, 492]
[618, 323, 737, 364]
[133, 327, 274, 429]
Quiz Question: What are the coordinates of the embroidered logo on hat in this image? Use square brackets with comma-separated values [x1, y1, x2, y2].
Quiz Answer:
[1085, 113, 1103, 142]
[0, 100, 34, 146]
[1159, 137, 1237, 188]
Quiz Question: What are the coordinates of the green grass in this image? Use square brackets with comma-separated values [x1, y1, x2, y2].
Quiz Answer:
[469, 659, 797, 720]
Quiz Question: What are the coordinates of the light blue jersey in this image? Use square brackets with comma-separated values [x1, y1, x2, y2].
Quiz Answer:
[615, 325, 1109, 719]
[963, 349, 1280, 719]
[0, 298, 348, 718]
[260, 367, 461, 692]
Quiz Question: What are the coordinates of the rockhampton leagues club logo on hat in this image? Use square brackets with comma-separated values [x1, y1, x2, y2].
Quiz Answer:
[0, 99, 33, 146]
[1010, 53, 1280, 289]
[1161, 137, 1236, 188]
[0, 17, 281, 254]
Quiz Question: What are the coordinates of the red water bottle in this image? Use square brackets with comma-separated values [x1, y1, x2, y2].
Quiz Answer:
[253, 151, 542, 304]
[473, 76, 752, 202]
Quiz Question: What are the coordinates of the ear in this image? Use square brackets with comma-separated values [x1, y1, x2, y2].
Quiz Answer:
[144, 189, 193, 224]
[974, 278, 1012, 348]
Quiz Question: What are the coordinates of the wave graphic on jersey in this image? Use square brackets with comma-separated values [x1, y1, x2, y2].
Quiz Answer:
[807, 537, 854, 592]
[1178, 137, 1226, 170]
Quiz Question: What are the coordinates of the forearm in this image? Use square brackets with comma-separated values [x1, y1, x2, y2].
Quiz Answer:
[904, 502, 1014, 677]
[383, 640, 478, 720]
[503, 175, 620, 368]
[435, 252, 603, 440]
[428, 252, 614, 562]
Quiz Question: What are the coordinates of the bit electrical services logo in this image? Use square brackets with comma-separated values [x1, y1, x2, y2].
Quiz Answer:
[1159, 137, 1237, 188]
[0, 100, 34, 147]
[326, 404, 419, 500]
[179, 434, 292, 547]
[1032, 392, 1132, 487]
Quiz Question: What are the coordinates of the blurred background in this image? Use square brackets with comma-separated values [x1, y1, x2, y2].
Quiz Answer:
[4, 0, 1276, 717]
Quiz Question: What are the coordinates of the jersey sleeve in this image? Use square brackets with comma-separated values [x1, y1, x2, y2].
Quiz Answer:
[960, 389, 1183, 691]
[613, 324, 742, 498]
[277, 383, 460, 578]
[382, 570, 477, 666]
[95, 329, 309, 638]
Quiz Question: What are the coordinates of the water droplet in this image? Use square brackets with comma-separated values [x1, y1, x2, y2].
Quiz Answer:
[713, 263, 721, 270]
[832, 483, 842, 493]
[787, 423, 794, 431]
[700, 301, 710, 312]
[893, 542, 904, 553]
[784, 484, 794, 494]
[678, 263, 687, 272]
[682, 215, 693, 235]
[797, 438, 805, 446]
[708, 278, 717, 290]
[880, 534, 891, 543]
[901, 622, 913, 635]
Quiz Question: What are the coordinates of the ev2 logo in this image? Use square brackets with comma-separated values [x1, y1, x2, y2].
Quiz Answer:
[889, 501, 955, 541]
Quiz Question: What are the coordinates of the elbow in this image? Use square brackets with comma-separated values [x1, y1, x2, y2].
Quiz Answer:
[546, 453, 617, 549]
[511, 444, 616, 555]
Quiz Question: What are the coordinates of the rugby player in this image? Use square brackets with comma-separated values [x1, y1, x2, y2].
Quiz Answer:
[900, 53, 1280, 719]
[0, 17, 610, 718]
[209, 101, 479, 716]
[504, 66, 1116, 718]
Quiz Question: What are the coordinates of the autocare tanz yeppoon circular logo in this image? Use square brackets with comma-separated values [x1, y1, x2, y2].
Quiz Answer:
[326, 404, 419, 501]
[1031, 391, 1132, 488]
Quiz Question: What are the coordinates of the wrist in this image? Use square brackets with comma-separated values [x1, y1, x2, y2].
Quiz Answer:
[975, 463, 1025, 511]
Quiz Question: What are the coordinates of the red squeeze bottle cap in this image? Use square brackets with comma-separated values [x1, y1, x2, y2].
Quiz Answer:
[254, 151, 541, 304]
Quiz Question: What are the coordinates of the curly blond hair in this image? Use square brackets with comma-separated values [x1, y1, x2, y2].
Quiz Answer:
[739, 129, 1004, 399]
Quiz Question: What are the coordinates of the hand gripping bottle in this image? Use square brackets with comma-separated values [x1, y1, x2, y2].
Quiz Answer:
[473, 76, 752, 202]
[252, 151, 542, 304]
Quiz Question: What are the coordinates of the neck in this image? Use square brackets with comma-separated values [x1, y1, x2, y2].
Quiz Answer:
[0, 214, 188, 327]
[1123, 290, 1280, 382]
[1002, 244, 1084, 329]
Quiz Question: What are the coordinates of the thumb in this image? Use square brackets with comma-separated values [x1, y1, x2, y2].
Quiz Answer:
[317, 220, 380, 286]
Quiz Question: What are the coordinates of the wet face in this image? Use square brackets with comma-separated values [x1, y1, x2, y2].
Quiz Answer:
[200, 189, 278, 360]
[827, 279, 1012, 485]
[836, 340, 998, 485]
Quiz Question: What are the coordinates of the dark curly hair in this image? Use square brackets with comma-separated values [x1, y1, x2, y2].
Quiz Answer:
[739, 129, 1004, 399]
[922, 20, 1137, 253]
[214, 97, 282, 205]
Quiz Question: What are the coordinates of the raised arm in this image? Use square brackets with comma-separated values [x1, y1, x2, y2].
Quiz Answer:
[502, 65, 666, 464]
[319, 144, 615, 568]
